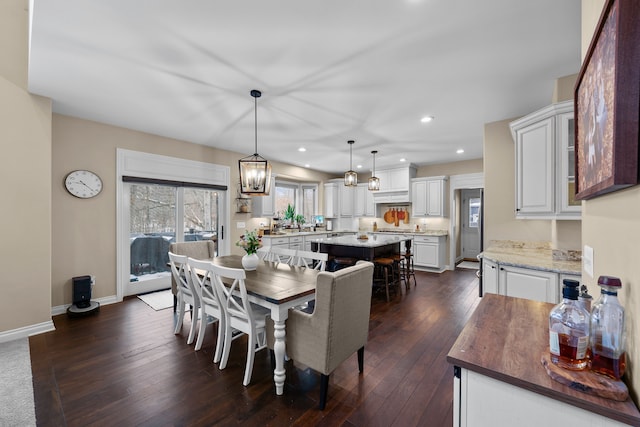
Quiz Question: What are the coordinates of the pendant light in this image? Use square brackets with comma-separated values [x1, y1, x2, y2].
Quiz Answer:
[239, 89, 272, 195]
[344, 140, 357, 186]
[368, 150, 380, 191]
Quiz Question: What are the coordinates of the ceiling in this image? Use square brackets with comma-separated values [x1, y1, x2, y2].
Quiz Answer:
[27, 0, 582, 175]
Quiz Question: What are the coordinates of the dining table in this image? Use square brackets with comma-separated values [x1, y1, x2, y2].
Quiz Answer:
[211, 255, 319, 395]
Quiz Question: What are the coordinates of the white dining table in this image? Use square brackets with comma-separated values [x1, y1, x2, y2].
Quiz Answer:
[212, 255, 319, 395]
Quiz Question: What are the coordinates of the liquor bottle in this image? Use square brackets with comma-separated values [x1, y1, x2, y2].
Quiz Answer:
[589, 276, 626, 380]
[549, 279, 590, 370]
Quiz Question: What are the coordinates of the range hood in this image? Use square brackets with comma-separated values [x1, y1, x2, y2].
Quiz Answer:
[371, 165, 416, 204]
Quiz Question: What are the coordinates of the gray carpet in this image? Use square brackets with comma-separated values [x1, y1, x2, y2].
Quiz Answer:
[0, 338, 36, 427]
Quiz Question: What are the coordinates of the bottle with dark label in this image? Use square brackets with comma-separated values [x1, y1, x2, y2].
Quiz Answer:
[589, 276, 626, 380]
[549, 279, 590, 370]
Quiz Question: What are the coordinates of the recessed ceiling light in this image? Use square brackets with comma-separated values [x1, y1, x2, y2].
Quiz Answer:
[420, 116, 434, 123]
[456, 149, 464, 154]
[357, 164, 363, 169]
[298, 147, 306, 152]
[304, 164, 310, 168]
[400, 158, 406, 162]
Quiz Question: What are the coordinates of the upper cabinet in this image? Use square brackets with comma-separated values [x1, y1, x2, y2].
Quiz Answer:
[509, 100, 580, 220]
[251, 191, 275, 218]
[354, 184, 375, 217]
[411, 176, 447, 217]
[372, 165, 417, 203]
[324, 182, 339, 218]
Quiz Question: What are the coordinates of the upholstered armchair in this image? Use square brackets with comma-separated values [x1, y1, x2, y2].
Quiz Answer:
[267, 260, 374, 409]
[168, 240, 216, 311]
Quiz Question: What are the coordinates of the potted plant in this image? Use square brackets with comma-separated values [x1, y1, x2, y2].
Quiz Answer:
[284, 204, 296, 226]
[236, 229, 262, 270]
[295, 214, 306, 230]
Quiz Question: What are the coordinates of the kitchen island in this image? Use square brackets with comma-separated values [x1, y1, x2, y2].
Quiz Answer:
[309, 234, 410, 263]
[447, 294, 640, 426]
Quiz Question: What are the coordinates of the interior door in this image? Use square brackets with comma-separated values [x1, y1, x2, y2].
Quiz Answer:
[461, 189, 481, 260]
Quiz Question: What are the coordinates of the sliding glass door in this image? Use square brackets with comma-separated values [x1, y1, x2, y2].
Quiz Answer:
[125, 183, 223, 296]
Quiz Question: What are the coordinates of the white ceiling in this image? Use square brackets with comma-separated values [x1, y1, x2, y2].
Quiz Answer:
[27, 0, 582, 175]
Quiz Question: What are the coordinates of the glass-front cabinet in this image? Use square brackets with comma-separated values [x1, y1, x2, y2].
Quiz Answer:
[558, 111, 581, 215]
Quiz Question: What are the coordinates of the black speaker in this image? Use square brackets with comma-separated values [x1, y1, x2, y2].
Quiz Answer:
[72, 275, 92, 309]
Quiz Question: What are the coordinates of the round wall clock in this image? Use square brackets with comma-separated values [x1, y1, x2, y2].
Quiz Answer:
[64, 170, 103, 199]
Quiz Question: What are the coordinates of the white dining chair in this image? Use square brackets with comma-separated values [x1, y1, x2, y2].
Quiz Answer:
[267, 246, 297, 265]
[211, 264, 270, 386]
[168, 252, 198, 345]
[187, 258, 225, 361]
[295, 250, 328, 271]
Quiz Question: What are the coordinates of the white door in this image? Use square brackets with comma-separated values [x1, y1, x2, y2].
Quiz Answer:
[461, 189, 481, 260]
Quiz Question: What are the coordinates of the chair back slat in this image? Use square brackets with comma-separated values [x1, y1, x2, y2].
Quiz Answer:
[296, 250, 328, 270]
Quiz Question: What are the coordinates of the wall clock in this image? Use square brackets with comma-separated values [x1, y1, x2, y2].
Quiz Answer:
[64, 170, 103, 199]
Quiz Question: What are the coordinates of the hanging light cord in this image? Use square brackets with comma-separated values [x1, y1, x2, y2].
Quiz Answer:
[253, 93, 258, 156]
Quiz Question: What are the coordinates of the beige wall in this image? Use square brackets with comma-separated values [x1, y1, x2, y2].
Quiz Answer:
[416, 158, 483, 178]
[52, 114, 331, 307]
[580, 0, 638, 403]
[0, 0, 53, 334]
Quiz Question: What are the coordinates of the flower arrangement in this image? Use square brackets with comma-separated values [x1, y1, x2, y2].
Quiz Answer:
[236, 229, 262, 255]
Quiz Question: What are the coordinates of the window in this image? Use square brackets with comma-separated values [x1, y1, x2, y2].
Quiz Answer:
[468, 197, 481, 228]
[273, 180, 318, 221]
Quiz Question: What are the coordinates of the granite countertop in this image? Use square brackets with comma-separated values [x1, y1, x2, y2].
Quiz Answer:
[480, 241, 581, 275]
[308, 234, 411, 248]
[372, 229, 448, 236]
[447, 294, 640, 425]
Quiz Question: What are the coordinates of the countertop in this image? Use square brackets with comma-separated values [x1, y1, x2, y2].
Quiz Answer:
[308, 234, 411, 248]
[447, 294, 640, 426]
[262, 229, 448, 237]
[480, 241, 581, 275]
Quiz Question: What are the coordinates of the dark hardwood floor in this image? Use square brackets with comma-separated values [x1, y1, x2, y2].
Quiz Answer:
[30, 268, 480, 427]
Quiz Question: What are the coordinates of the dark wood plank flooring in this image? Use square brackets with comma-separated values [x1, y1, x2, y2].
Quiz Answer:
[31, 268, 480, 426]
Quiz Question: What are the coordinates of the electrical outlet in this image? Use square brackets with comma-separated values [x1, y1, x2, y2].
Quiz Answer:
[237, 221, 246, 229]
[583, 245, 594, 278]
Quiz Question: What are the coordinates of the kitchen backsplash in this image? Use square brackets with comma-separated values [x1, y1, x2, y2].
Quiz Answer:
[358, 216, 450, 232]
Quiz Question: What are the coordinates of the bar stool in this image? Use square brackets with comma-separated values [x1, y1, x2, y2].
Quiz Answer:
[373, 257, 395, 302]
[331, 257, 356, 272]
[402, 251, 416, 287]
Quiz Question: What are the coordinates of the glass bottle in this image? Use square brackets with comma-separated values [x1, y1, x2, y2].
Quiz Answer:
[549, 279, 590, 370]
[589, 276, 626, 379]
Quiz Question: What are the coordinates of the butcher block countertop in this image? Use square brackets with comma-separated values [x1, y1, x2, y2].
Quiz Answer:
[447, 294, 640, 426]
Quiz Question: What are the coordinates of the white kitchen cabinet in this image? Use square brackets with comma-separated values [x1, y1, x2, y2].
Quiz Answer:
[454, 368, 628, 427]
[498, 265, 559, 304]
[324, 182, 338, 218]
[339, 184, 354, 217]
[413, 235, 446, 271]
[354, 184, 375, 217]
[303, 234, 327, 251]
[510, 100, 580, 219]
[372, 165, 416, 203]
[289, 236, 303, 250]
[481, 258, 498, 295]
[411, 176, 447, 217]
[252, 192, 275, 218]
[262, 236, 289, 248]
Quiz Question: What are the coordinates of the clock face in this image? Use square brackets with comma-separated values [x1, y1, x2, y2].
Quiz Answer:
[65, 170, 103, 199]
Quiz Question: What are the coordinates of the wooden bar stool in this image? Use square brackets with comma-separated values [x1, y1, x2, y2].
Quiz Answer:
[331, 257, 357, 272]
[402, 251, 416, 287]
[373, 257, 396, 302]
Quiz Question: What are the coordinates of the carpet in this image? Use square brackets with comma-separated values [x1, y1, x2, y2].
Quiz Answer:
[0, 338, 36, 427]
[457, 261, 480, 270]
[137, 289, 173, 310]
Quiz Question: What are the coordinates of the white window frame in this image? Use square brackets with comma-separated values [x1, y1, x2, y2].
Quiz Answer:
[274, 179, 319, 220]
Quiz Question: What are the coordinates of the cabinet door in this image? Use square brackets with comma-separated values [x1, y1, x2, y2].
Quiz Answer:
[354, 184, 366, 216]
[252, 192, 275, 217]
[324, 183, 338, 218]
[557, 111, 581, 216]
[377, 170, 391, 192]
[365, 186, 375, 216]
[500, 265, 559, 303]
[390, 168, 409, 192]
[414, 243, 437, 267]
[340, 185, 354, 217]
[482, 259, 499, 295]
[426, 179, 444, 216]
[411, 181, 427, 216]
[514, 117, 554, 216]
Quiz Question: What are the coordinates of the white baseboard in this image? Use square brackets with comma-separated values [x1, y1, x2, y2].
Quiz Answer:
[0, 321, 55, 344]
[51, 294, 120, 316]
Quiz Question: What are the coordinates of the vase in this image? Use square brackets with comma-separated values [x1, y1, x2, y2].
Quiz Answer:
[242, 253, 259, 271]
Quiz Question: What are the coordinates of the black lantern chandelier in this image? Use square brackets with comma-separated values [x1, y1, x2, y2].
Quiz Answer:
[239, 89, 272, 195]
[368, 150, 380, 191]
[344, 140, 357, 186]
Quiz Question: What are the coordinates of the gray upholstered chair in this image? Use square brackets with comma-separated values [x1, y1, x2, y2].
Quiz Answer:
[267, 260, 374, 409]
[168, 240, 216, 311]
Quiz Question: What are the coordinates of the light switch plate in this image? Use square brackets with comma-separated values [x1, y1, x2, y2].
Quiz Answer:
[583, 245, 594, 278]
[237, 221, 246, 229]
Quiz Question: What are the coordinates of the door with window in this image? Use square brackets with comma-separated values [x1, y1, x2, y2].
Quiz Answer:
[125, 182, 223, 296]
[461, 189, 481, 260]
